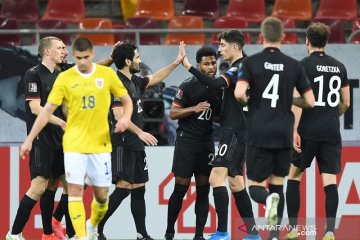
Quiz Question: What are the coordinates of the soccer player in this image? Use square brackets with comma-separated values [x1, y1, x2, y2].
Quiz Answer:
[6, 36, 67, 240]
[18, 38, 133, 240]
[96, 42, 184, 240]
[164, 47, 222, 240]
[234, 17, 315, 240]
[285, 22, 350, 240]
[51, 40, 122, 240]
[181, 30, 261, 240]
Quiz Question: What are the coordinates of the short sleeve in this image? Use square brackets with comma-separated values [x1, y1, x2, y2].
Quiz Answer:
[24, 68, 41, 101]
[172, 83, 189, 107]
[109, 69, 128, 98]
[47, 74, 65, 106]
[341, 64, 349, 87]
[237, 58, 251, 84]
[295, 62, 312, 94]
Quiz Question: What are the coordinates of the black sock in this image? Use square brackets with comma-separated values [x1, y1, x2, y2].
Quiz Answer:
[166, 184, 188, 234]
[40, 190, 56, 235]
[195, 185, 210, 237]
[11, 194, 37, 234]
[324, 184, 338, 233]
[53, 194, 64, 222]
[286, 180, 300, 229]
[131, 186, 148, 237]
[269, 184, 285, 225]
[233, 189, 258, 235]
[249, 186, 268, 204]
[213, 186, 228, 232]
[60, 194, 75, 238]
[97, 187, 130, 234]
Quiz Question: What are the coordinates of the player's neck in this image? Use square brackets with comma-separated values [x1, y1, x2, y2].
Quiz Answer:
[42, 58, 57, 73]
[308, 47, 325, 54]
[119, 68, 132, 80]
[263, 41, 281, 49]
[230, 51, 243, 65]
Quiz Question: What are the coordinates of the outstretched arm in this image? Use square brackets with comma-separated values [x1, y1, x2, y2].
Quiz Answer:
[148, 42, 185, 86]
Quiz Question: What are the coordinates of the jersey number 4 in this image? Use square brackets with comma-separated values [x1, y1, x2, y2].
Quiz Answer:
[262, 74, 280, 108]
[314, 75, 341, 107]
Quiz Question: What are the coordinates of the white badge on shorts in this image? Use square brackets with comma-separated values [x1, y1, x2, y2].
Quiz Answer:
[95, 78, 104, 89]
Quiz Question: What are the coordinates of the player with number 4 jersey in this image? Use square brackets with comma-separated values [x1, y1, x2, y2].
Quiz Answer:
[235, 17, 315, 240]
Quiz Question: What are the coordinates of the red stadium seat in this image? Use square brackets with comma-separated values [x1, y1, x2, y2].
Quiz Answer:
[281, 18, 298, 44]
[36, 19, 71, 45]
[182, 0, 220, 21]
[272, 0, 312, 21]
[123, 17, 161, 45]
[165, 16, 205, 45]
[0, 17, 21, 46]
[134, 0, 174, 21]
[226, 0, 266, 23]
[313, 18, 345, 43]
[0, 0, 39, 24]
[351, 18, 360, 43]
[315, 0, 358, 21]
[77, 18, 114, 46]
[211, 16, 251, 44]
[42, 0, 85, 23]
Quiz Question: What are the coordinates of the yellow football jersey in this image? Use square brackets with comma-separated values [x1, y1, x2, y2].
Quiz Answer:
[48, 64, 128, 153]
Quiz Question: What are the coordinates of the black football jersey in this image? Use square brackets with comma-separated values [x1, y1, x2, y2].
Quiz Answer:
[238, 47, 312, 148]
[189, 58, 247, 141]
[24, 63, 65, 150]
[299, 51, 349, 141]
[59, 62, 75, 71]
[173, 76, 222, 140]
[110, 71, 150, 151]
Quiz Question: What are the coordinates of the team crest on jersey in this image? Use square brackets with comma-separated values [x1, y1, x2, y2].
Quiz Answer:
[28, 83, 37, 92]
[95, 78, 104, 89]
[175, 89, 183, 99]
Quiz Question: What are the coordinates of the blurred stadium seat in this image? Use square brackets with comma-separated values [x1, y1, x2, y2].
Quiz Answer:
[226, 0, 266, 23]
[0, 17, 21, 46]
[134, 0, 174, 21]
[182, 0, 220, 21]
[77, 18, 114, 46]
[272, 0, 312, 21]
[315, 0, 358, 21]
[351, 18, 360, 43]
[42, 0, 85, 23]
[313, 18, 345, 43]
[0, 0, 39, 24]
[36, 19, 71, 45]
[211, 16, 251, 44]
[164, 16, 205, 45]
[123, 17, 161, 45]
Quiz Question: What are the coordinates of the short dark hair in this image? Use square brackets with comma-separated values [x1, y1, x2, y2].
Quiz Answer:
[217, 30, 245, 49]
[306, 22, 330, 48]
[261, 17, 283, 43]
[72, 37, 93, 52]
[196, 47, 217, 63]
[112, 43, 137, 70]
